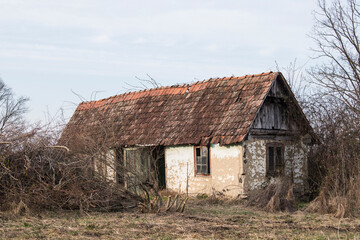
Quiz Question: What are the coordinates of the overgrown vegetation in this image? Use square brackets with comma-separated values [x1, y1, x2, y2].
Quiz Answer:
[0, 79, 187, 215]
[246, 177, 295, 212]
[0, 119, 143, 213]
[305, 100, 360, 217]
[273, 0, 360, 218]
[0, 79, 162, 214]
[304, 0, 360, 218]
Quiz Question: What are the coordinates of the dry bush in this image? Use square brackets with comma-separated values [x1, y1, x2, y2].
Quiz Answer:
[307, 171, 360, 218]
[0, 116, 170, 215]
[0, 82, 165, 214]
[0, 78, 180, 215]
[192, 188, 231, 206]
[305, 98, 360, 217]
[0, 130, 144, 214]
[0, 109, 165, 214]
[158, 189, 178, 198]
[0, 115, 169, 215]
[300, 0, 360, 218]
[246, 177, 295, 212]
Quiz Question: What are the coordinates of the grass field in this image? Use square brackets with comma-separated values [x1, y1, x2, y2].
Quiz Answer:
[1, 200, 360, 239]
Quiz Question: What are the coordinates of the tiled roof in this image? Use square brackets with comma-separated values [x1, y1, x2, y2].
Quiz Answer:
[60, 72, 279, 147]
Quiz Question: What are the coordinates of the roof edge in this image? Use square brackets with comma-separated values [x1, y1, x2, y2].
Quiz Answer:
[240, 72, 280, 142]
[276, 72, 320, 144]
[76, 71, 276, 111]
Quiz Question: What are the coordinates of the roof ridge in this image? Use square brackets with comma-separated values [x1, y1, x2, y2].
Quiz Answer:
[206, 71, 274, 82]
[79, 83, 189, 105]
[78, 71, 277, 106]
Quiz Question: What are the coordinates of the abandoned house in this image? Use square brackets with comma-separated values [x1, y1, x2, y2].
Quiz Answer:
[60, 71, 317, 197]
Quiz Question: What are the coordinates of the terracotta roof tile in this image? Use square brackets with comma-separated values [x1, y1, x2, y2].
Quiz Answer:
[61, 71, 278, 147]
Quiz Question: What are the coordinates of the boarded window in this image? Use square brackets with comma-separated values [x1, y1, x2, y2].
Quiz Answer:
[124, 148, 150, 191]
[195, 146, 210, 175]
[266, 143, 284, 176]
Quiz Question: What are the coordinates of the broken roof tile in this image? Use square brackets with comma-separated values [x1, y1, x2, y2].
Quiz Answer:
[60, 71, 279, 147]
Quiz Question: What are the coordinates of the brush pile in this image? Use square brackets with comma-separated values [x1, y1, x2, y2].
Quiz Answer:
[246, 177, 295, 212]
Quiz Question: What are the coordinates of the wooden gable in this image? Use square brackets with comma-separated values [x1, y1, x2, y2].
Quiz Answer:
[249, 73, 316, 142]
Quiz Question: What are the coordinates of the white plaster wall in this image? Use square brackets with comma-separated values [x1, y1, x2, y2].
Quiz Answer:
[105, 149, 116, 182]
[93, 149, 117, 182]
[285, 143, 308, 194]
[243, 140, 267, 191]
[165, 144, 243, 197]
[243, 139, 308, 195]
[165, 145, 194, 193]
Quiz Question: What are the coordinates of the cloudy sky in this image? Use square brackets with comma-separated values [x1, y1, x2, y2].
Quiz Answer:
[0, 0, 318, 123]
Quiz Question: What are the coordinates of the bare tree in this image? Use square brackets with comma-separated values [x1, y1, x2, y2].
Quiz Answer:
[0, 79, 28, 141]
[123, 74, 162, 92]
[310, 0, 360, 115]
[275, 59, 310, 106]
[305, 0, 360, 217]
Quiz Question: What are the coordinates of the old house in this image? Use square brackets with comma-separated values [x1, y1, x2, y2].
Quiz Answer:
[60, 72, 316, 197]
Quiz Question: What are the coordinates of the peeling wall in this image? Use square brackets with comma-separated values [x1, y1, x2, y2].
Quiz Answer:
[243, 138, 308, 195]
[105, 149, 117, 182]
[95, 139, 308, 197]
[93, 149, 117, 182]
[242, 140, 267, 192]
[165, 144, 243, 197]
[284, 142, 308, 195]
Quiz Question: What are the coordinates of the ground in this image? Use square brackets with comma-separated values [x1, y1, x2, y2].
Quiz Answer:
[1, 200, 360, 239]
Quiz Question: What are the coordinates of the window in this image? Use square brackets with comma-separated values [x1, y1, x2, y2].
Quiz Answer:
[123, 148, 150, 192]
[124, 148, 150, 180]
[195, 146, 210, 175]
[266, 143, 284, 176]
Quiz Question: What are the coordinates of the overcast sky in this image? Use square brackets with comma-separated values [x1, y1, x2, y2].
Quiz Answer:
[0, 0, 319, 123]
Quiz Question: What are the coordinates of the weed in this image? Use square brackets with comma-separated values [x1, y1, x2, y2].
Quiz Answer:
[196, 193, 208, 199]
[23, 222, 32, 227]
[85, 223, 96, 230]
[70, 230, 79, 236]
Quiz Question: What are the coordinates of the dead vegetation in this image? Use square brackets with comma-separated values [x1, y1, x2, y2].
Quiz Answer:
[0, 77, 191, 219]
[0, 136, 143, 213]
[1, 200, 360, 239]
[305, 102, 360, 218]
[139, 194, 188, 213]
[0, 81, 157, 215]
[269, 0, 360, 218]
[246, 177, 296, 212]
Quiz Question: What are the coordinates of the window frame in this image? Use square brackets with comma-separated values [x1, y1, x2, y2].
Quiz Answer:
[123, 147, 150, 178]
[123, 147, 151, 190]
[194, 145, 211, 176]
[266, 143, 284, 177]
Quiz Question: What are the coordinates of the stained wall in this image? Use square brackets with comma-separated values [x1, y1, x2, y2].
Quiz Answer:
[93, 149, 117, 182]
[165, 138, 308, 197]
[243, 138, 308, 195]
[165, 144, 244, 197]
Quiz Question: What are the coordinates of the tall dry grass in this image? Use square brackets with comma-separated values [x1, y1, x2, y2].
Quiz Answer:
[306, 101, 360, 217]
